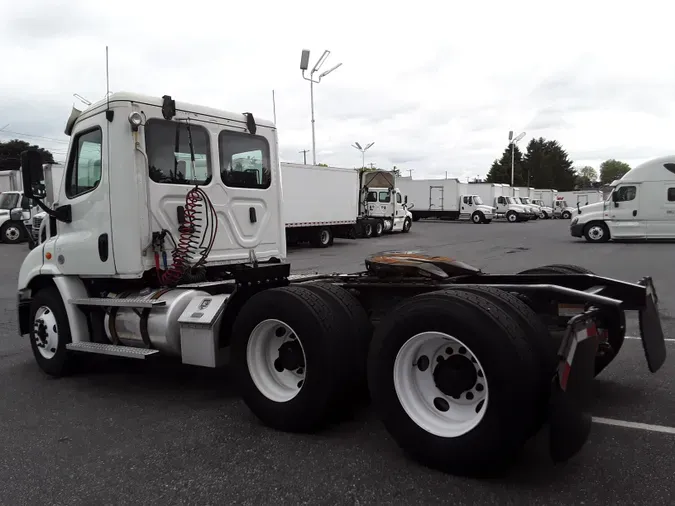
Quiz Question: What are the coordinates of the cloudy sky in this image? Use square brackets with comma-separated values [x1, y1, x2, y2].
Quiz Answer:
[1, 0, 674, 181]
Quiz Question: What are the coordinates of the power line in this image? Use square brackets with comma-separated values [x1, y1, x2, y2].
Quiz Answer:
[0, 129, 69, 144]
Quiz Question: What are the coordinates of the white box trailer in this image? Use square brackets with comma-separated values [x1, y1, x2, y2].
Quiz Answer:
[281, 163, 412, 247]
[396, 177, 494, 224]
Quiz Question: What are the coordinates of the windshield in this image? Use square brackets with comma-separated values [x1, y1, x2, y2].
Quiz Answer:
[521, 197, 531, 204]
[0, 193, 19, 210]
[473, 195, 483, 205]
[506, 197, 515, 204]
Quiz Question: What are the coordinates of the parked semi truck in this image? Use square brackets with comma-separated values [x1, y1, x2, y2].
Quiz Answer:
[571, 156, 675, 242]
[396, 177, 494, 224]
[17, 91, 666, 477]
[470, 183, 533, 222]
[280, 163, 411, 248]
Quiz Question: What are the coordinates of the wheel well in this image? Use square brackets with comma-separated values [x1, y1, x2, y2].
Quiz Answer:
[19, 275, 58, 335]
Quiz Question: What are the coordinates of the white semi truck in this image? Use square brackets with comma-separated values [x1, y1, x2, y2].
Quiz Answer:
[281, 163, 412, 248]
[470, 183, 534, 222]
[16, 91, 666, 477]
[571, 157, 675, 242]
[396, 177, 494, 224]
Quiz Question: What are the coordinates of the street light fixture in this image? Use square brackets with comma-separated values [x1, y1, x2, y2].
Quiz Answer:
[300, 48, 343, 165]
[508, 130, 526, 187]
[352, 141, 374, 168]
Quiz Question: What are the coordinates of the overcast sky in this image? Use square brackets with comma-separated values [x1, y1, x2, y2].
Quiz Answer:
[1, 0, 674, 181]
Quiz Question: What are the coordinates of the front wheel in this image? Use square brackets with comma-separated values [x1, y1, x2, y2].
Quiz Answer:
[29, 287, 76, 377]
[540, 211, 548, 219]
[471, 212, 483, 224]
[584, 222, 610, 243]
[402, 217, 412, 233]
[562, 211, 572, 219]
[1, 222, 24, 244]
[506, 211, 518, 223]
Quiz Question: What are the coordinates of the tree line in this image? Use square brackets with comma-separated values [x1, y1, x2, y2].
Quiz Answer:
[484, 137, 632, 190]
[0, 139, 55, 171]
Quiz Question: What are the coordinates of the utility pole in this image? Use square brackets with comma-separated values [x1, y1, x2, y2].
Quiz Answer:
[368, 162, 375, 169]
[508, 130, 526, 186]
[299, 149, 309, 164]
[407, 169, 413, 177]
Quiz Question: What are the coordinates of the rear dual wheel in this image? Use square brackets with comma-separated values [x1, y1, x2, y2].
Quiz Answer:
[368, 287, 551, 477]
[231, 284, 371, 433]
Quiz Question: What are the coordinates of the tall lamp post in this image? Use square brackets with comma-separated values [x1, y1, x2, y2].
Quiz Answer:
[508, 130, 526, 186]
[352, 141, 374, 168]
[300, 49, 343, 165]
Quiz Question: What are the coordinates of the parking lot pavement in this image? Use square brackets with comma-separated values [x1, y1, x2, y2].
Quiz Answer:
[1, 219, 674, 505]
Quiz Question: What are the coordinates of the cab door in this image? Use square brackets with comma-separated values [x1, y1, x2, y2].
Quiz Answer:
[53, 114, 116, 275]
[606, 184, 646, 239]
[460, 195, 474, 216]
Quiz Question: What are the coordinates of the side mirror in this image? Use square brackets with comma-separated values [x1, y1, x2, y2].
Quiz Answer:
[10, 209, 23, 221]
[20, 150, 44, 200]
[21, 196, 31, 210]
[611, 191, 619, 207]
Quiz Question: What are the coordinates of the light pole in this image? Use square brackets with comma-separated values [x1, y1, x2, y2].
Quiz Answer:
[508, 130, 526, 186]
[300, 49, 343, 165]
[299, 149, 309, 164]
[352, 141, 374, 168]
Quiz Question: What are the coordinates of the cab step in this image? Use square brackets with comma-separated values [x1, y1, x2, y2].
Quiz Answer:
[66, 342, 160, 359]
[68, 297, 166, 308]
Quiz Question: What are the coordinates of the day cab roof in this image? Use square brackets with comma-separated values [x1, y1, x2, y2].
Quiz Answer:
[66, 91, 275, 135]
[612, 155, 675, 185]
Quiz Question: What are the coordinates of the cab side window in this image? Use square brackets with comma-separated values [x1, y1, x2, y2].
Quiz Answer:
[65, 128, 103, 199]
[668, 188, 675, 202]
[396, 193, 402, 204]
[616, 186, 636, 202]
[366, 191, 377, 202]
[497, 196, 505, 204]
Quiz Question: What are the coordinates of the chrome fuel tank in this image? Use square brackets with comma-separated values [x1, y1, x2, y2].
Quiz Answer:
[103, 288, 210, 355]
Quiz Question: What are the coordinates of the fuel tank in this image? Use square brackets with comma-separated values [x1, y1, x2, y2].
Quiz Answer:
[104, 288, 210, 355]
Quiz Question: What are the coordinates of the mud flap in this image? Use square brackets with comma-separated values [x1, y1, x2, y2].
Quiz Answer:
[549, 311, 599, 463]
[637, 277, 666, 373]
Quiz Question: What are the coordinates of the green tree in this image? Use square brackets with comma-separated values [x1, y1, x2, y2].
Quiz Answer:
[485, 144, 525, 185]
[574, 165, 598, 188]
[599, 159, 631, 184]
[0, 139, 55, 171]
[522, 137, 576, 190]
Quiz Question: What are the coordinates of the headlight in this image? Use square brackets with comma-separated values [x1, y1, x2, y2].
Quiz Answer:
[571, 217, 578, 225]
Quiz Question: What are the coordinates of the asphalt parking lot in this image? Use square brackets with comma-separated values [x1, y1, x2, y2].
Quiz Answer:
[1, 218, 674, 505]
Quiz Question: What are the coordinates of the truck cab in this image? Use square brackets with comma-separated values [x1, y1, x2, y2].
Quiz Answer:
[530, 199, 553, 218]
[571, 156, 675, 242]
[493, 195, 531, 222]
[0, 191, 37, 244]
[554, 198, 575, 219]
[457, 194, 494, 223]
[361, 172, 413, 233]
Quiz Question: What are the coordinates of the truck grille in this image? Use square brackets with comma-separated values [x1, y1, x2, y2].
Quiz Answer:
[33, 215, 44, 229]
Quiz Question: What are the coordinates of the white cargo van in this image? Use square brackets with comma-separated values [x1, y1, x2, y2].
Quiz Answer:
[570, 155, 675, 242]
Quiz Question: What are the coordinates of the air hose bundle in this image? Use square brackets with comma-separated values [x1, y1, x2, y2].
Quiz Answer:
[157, 185, 219, 286]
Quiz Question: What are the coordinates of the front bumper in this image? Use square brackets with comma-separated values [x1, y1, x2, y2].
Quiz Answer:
[570, 221, 584, 237]
[548, 277, 665, 462]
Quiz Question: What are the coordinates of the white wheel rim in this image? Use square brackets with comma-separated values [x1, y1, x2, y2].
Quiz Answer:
[393, 331, 488, 438]
[246, 319, 306, 403]
[33, 306, 59, 359]
[508, 214, 516, 222]
[589, 226, 604, 240]
[6, 226, 20, 241]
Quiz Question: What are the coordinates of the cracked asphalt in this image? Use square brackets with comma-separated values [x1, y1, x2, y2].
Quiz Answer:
[1, 219, 673, 505]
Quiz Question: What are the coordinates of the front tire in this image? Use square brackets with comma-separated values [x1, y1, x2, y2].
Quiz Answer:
[1, 222, 24, 244]
[506, 211, 518, 223]
[29, 287, 76, 377]
[402, 217, 412, 233]
[471, 212, 483, 224]
[562, 210, 572, 219]
[367, 290, 540, 476]
[584, 222, 610, 243]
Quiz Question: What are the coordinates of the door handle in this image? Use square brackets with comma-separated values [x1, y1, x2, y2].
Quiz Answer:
[633, 210, 637, 217]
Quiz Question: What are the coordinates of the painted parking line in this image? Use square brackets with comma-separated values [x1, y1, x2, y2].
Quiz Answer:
[625, 336, 675, 342]
[592, 416, 675, 435]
